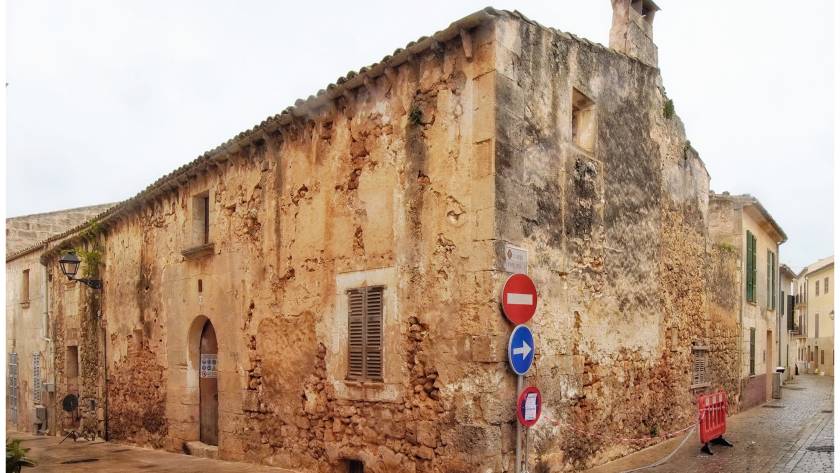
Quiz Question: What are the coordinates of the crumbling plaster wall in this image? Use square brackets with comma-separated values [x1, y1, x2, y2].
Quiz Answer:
[490, 17, 726, 471]
[705, 198, 744, 410]
[50, 19, 517, 473]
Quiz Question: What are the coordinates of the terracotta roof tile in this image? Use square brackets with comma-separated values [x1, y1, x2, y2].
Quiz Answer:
[15, 7, 659, 263]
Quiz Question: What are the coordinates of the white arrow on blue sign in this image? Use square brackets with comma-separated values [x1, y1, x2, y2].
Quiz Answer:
[508, 324, 535, 375]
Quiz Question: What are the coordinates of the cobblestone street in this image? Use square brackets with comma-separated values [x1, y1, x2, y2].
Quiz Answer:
[589, 374, 834, 473]
[5, 433, 294, 473]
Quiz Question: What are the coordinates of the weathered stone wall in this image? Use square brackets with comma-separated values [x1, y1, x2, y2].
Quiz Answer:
[47, 16, 509, 473]
[50, 252, 107, 438]
[489, 16, 727, 471]
[6, 203, 114, 256]
[42, 10, 749, 472]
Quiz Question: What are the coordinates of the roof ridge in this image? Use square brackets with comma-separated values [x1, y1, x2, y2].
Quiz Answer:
[20, 7, 653, 262]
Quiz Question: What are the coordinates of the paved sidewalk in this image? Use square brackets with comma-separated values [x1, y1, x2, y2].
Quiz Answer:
[587, 374, 834, 473]
[5, 432, 295, 473]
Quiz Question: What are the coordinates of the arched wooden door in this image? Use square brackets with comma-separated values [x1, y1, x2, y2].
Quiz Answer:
[199, 321, 218, 445]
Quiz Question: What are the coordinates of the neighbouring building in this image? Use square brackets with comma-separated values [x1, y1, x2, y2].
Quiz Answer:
[19, 4, 747, 472]
[707, 192, 787, 410]
[779, 264, 796, 380]
[793, 256, 834, 376]
[6, 204, 115, 256]
[5, 204, 114, 434]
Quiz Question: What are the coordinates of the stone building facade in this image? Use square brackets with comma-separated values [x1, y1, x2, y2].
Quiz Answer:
[707, 193, 787, 411]
[6, 203, 113, 434]
[792, 256, 834, 376]
[35, 5, 743, 472]
[779, 263, 796, 380]
[6, 203, 114, 256]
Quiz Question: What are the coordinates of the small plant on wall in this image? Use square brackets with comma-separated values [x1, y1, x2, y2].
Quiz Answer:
[74, 246, 103, 278]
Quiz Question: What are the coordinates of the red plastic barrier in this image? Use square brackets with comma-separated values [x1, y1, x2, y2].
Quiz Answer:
[698, 390, 728, 444]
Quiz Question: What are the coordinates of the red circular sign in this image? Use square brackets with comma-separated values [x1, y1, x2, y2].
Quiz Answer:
[501, 273, 538, 324]
[517, 386, 542, 427]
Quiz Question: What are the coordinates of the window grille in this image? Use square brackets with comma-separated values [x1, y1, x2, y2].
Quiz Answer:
[691, 345, 709, 389]
[347, 286, 384, 381]
[749, 328, 756, 375]
[32, 353, 41, 404]
[8, 353, 18, 423]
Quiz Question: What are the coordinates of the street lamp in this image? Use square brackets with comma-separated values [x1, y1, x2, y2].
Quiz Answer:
[58, 251, 102, 289]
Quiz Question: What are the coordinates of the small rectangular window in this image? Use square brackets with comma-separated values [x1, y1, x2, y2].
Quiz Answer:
[816, 280, 820, 296]
[66, 346, 79, 379]
[192, 192, 211, 245]
[21, 269, 30, 304]
[824, 277, 829, 294]
[821, 349, 825, 365]
[346, 460, 364, 473]
[815, 313, 819, 338]
[347, 286, 384, 381]
[691, 345, 709, 388]
[571, 89, 596, 153]
[749, 328, 755, 375]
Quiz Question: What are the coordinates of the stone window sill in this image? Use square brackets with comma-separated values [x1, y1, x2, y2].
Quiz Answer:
[333, 379, 401, 402]
[690, 382, 710, 390]
[181, 243, 215, 260]
[344, 380, 385, 388]
[20, 301, 30, 309]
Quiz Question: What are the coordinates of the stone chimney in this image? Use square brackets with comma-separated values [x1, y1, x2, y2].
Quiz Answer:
[609, 0, 660, 67]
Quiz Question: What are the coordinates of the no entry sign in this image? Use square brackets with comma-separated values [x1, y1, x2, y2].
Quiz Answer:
[501, 273, 538, 324]
[517, 386, 542, 427]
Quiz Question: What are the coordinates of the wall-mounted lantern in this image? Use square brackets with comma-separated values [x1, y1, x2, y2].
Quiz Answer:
[58, 251, 102, 289]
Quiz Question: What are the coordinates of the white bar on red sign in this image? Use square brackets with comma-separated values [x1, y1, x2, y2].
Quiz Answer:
[507, 293, 534, 305]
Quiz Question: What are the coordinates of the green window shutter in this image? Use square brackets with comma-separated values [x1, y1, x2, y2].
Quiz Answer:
[766, 250, 773, 309]
[771, 252, 776, 310]
[746, 231, 756, 303]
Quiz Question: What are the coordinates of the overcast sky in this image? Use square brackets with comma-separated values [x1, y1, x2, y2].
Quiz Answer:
[6, 1, 834, 271]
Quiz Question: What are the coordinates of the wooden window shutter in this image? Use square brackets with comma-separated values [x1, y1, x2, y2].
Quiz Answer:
[691, 346, 709, 388]
[749, 328, 756, 375]
[746, 232, 757, 303]
[347, 289, 365, 380]
[365, 287, 384, 381]
[767, 250, 773, 309]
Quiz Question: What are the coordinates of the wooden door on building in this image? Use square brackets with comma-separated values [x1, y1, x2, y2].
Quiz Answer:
[199, 321, 218, 445]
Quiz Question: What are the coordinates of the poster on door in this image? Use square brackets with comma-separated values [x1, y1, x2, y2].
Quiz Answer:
[200, 354, 217, 378]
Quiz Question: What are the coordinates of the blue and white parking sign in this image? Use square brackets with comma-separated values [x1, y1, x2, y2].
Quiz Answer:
[508, 324, 535, 375]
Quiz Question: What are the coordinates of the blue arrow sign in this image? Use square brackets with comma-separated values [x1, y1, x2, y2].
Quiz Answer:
[508, 324, 535, 375]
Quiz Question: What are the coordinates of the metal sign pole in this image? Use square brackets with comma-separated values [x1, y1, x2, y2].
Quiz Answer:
[524, 426, 529, 473]
[515, 374, 523, 473]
